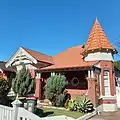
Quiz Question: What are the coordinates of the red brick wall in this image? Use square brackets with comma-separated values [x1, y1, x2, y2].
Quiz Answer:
[100, 61, 116, 96]
[67, 89, 87, 98]
[35, 78, 42, 99]
[87, 78, 98, 107]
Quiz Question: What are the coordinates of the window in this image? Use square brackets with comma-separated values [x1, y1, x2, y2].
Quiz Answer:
[104, 71, 109, 76]
[103, 70, 110, 96]
[71, 77, 79, 86]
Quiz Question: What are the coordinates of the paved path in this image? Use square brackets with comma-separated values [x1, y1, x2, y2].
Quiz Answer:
[90, 110, 120, 120]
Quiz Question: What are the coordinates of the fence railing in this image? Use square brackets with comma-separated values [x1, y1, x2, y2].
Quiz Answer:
[0, 104, 13, 120]
[0, 100, 41, 120]
[18, 107, 42, 120]
[0, 100, 75, 120]
[116, 86, 120, 108]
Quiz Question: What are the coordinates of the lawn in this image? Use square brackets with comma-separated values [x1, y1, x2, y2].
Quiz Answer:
[35, 107, 85, 119]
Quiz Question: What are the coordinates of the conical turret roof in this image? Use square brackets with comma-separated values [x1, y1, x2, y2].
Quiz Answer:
[84, 18, 117, 54]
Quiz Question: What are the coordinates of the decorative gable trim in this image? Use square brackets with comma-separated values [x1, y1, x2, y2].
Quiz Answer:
[6, 47, 37, 68]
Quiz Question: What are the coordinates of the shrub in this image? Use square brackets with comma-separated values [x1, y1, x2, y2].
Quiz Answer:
[0, 78, 10, 105]
[55, 94, 65, 107]
[67, 99, 77, 111]
[12, 64, 35, 98]
[67, 96, 94, 113]
[44, 74, 68, 107]
[64, 92, 71, 108]
[76, 96, 94, 113]
[0, 78, 10, 94]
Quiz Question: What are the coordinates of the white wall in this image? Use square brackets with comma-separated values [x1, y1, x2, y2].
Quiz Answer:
[85, 52, 114, 61]
[116, 86, 120, 108]
[103, 104, 117, 111]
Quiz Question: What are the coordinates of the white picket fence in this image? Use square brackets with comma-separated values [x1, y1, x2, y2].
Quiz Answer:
[116, 86, 120, 108]
[0, 100, 75, 120]
[18, 107, 42, 120]
[0, 104, 13, 120]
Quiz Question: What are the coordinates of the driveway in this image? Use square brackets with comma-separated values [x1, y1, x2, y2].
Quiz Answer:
[90, 110, 120, 120]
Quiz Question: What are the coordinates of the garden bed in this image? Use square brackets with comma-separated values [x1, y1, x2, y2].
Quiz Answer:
[35, 107, 85, 118]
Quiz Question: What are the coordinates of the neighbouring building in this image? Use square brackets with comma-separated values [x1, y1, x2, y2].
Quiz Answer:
[6, 18, 120, 112]
[0, 61, 15, 81]
[0, 61, 16, 99]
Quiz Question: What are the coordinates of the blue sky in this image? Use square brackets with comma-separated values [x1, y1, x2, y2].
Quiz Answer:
[0, 0, 120, 61]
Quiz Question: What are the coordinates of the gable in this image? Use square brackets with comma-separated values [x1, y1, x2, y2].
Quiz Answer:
[6, 47, 37, 68]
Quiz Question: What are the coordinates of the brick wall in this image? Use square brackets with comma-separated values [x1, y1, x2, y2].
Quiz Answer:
[100, 61, 116, 96]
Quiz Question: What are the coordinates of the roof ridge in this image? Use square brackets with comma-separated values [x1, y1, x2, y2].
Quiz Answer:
[21, 47, 52, 57]
[52, 45, 84, 57]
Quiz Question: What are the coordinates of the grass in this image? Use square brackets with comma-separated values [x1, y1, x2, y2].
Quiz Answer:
[35, 107, 85, 119]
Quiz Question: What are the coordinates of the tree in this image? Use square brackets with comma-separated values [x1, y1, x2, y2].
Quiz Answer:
[114, 61, 120, 87]
[44, 74, 68, 107]
[12, 64, 35, 98]
[114, 61, 120, 70]
[0, 78, 10, 105]
[113, 40, 120, 55]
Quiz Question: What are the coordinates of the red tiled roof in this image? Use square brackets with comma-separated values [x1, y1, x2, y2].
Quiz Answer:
[84, 18, 116, 53]
[22, 18, 116, 71]
[22, 47, 54, 64]
[39, 45, 98, 70]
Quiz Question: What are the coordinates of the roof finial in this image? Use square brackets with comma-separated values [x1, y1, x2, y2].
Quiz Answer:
[95, 17, 99, 23]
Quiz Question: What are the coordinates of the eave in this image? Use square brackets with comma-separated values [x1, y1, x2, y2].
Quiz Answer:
[35, 66, 93, 73]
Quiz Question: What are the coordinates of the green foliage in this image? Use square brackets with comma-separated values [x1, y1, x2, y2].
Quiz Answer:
[67, 96, 94, 113]
[0, 78, 10, 94]
[114, 61, 120, 70]
[55, 94, 65, 107]
[63, 92, 71, 108]
[0, 78, 10, 105]
[12, 64, 35, 97]
[76, 96, 94, 113]
[44, 74, 68, 107]
[67, 99, 77, 111]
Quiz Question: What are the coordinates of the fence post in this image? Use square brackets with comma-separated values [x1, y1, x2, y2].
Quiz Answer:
[11, 99, 22, 120]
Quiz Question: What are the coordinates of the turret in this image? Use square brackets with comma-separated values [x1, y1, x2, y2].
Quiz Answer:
[84, 18, 117, 62]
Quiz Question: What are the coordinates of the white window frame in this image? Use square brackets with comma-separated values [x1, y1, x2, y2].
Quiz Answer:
[99, 74, 102, 96]
[103, 70, 111, 96]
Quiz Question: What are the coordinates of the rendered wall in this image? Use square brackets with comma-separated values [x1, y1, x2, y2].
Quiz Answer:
[85, 52, 114, 61]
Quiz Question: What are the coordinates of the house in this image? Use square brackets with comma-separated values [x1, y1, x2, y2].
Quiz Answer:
[0, 61, 16, 100]
[0, 61, 15, 81]
[6, 18, 119, 112]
